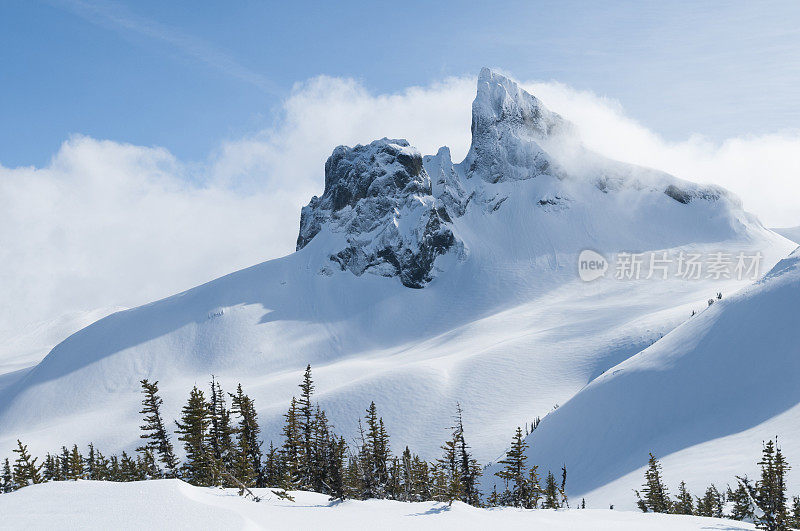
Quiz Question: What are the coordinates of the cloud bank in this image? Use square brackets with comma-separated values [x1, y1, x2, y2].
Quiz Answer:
[2, 72, 799, 350]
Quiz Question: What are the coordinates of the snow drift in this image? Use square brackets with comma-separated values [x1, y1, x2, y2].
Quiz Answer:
[0, 479, 756, 530]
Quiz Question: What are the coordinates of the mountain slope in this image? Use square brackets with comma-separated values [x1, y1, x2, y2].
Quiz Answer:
[0, 69, 793, 468]
[510, 247, 800, 508]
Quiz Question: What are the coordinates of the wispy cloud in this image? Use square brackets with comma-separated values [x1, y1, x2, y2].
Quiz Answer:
[52, 0, 282, 95]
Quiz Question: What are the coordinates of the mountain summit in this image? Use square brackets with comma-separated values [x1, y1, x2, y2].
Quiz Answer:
[294, 68, 748, 288]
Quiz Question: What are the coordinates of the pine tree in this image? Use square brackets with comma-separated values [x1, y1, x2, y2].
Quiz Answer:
[750, 439, 790, 531]
[326, 436, 347, 500]
[66, 444, 85, 480]
[119, 451, 143, 482]
[672, 481, 694, 515]
[12, 440, 41, 487]
[453, 404, 481, 506]
[263, 442, 283, 488]
[362, 402, 390, 498]
[59, 446, 69, 481]
[1, 458, 15, 493]
[311, 405, 331, 494]
[696, 484, 723, 518]
[138, 379, 179, 478]
[281, 397, 303, 489]
[42, 453, 59, 482]
[297, 365, 315, 490]
[789, 496, 800, 529]
[175, 386, 212, 486]
[93, 449, 110, 481]
[543, 471, 561, 509]
[86, 444, 97, 480]
[208, 377, 235, 486]
[410, 454, 431, 502]
[727, 482, 755, 521]
[437, 430, 462, 504]
[495, 427, 535, 508]
[230, 384, 263, 487]
[635, 453, 671, 513]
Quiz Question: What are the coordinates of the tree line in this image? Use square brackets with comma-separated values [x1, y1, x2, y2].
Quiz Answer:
[636, 441, 800, 530]
[0, 365, 569, 509]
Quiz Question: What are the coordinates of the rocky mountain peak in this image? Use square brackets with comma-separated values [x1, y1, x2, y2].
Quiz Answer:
[464, 68, 572, 183]
[297, 138, 461, 288]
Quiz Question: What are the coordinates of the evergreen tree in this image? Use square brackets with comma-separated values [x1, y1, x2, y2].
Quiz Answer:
[750, 439, 790, 531]
[297, 365, 315, 489]
[263, 442, 283, 488]
[672, 481, 694, 515]
[175, 386, 212, 486]
[789, 496, 800, 529]
[437, 430, 462, 504]
[281, 397, 303, 489]
[138, 379, 179, 477]
[696, 484, 723, 518]
[543, 471, 561, 509]
[86, 444, 97, 480]
[453, 404, 481, 506]
[12, 440, 41, 487]
[361, 402, 390, 498]
[326, 436, 347, 500]
[138, 448, 161, 479]
[230, 384, 263, 487]
[727, 482, 755, 521]
[1, 458, 15, 493]
[42, 453, 59, 482]
[495, 427, 536, 508]
[59, 446, 70, 481]
[410, 454, 431, 502]
[93, 449, 111, 481]
[66, 444, 85, 480]
[635, 453, 671, 513]
[208, 377, 235, 486]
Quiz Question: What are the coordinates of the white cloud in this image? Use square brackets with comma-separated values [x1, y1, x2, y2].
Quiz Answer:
[523, 80, 800, 228]
[1, 72, 798, 352]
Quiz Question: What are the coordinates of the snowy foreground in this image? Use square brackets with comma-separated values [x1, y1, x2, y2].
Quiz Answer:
[0, 479, 754, 530]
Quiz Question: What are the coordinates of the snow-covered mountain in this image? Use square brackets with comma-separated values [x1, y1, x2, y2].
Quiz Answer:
[498, 246, 800, 509]
[0, 69, 794, 506]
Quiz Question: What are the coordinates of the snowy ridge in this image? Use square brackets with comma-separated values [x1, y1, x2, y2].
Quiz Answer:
[0, 69, 795, 506]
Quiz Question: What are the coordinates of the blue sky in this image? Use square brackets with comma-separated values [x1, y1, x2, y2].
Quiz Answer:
[2, 0, 800, 167]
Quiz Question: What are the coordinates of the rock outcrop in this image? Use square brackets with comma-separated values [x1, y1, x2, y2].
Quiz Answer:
[297, 139, 460, 288]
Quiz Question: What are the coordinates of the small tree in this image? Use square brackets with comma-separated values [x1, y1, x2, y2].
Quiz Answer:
[696, 484, 723, 518]
[672, 481, 694, 515]
[727, 482, 754, 521]
[635, 453, 671, 513]
[175, 386, 212, 486]
[495, 427, 536, 508]
[12, 440, 42, 487]
[542, 470, 561, 509]
[1, 458, 16, 492]
[138, 379, 180, 477]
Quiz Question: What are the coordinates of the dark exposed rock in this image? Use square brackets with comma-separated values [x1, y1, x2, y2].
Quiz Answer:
[297, 138, 461, 288]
